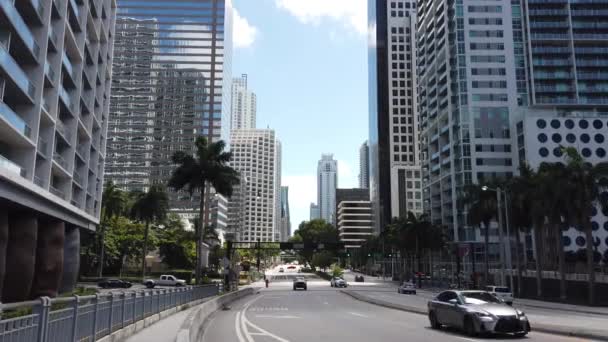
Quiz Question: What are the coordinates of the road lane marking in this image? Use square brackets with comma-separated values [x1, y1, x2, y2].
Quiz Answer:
[348, 312, 369, 318]
[236, 293, 292, 342]
[255, 315, 299, 319]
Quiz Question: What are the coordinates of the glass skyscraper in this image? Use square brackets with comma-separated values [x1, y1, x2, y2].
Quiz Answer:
[106, 0, 233, 221]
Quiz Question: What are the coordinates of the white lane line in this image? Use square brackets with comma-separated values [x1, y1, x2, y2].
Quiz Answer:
[348, 312, 369, 318]
[235, 303, 247, 342]
[243, 314, 291, 342]
[254, 315, 299, 319]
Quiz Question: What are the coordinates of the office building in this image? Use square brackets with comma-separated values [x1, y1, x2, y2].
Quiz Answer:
[230, 129, 281, 242]
[514, 110, 608, 262]
[231, 74, 256, 130]
[317, 154, 338, 225]
[279, 186, 291, 241]
[105, 0, 233, 225]
[368, 0, 422, 233]
[310, 203, 320, 220]
[336, 188, 373, 249]
[227, 172, 247, 241]
[0, 0, 116, 302]
[359, 140, 370, 189]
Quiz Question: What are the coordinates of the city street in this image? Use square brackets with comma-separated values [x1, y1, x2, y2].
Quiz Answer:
[203, 277, 589, 342]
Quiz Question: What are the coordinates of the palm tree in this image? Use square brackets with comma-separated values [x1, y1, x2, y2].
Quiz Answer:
[99, 181, 127, 277]
[562, 147, 608, 305]
[462, 184, 498, 286]
[168, 137, 239, 284]
[537, 161, 571, 301]
[130, 185, 169, 279]
[506, 164, 536, 297]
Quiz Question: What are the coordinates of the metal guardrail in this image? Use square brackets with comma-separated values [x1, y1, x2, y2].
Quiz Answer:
[0, 285, 218, 342]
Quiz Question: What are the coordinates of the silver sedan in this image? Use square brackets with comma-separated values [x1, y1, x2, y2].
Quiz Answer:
[427, 290, 531, 337]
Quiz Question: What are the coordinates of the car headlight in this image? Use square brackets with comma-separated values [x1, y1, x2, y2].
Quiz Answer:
[472, 311, 496, 321]
[516, 310, 527, 319]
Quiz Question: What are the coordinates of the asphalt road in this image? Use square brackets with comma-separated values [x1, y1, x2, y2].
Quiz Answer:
[203, 280, 589, 342]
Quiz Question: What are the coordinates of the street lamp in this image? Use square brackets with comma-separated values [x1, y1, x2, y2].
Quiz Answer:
[481, 186, 513, 291]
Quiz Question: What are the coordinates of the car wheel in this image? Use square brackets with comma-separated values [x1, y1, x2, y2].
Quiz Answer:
[464, 316, 477, 337]
[514, 332, 528, 338]
[429, 312, 440, 329]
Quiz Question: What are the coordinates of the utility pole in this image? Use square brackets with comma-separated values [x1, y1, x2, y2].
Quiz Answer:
[256, 239, 261, 272]
[503, 190, 514, 292]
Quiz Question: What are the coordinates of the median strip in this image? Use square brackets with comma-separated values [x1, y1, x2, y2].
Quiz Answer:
[340, 290, 608, 342]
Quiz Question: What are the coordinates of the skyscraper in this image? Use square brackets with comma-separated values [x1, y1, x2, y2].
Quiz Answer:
[416, 0, 524, 243]
[280, 186, 291, 241]
[0, 0, 116, 301]
[231, 74, 256, 130]
[368, 0, 422, 232]
[417, 0, 608, 246]
[317, 154, 338, 225]
[359, 141, 370, 189]
[310, 203, 320, 220]
[230, 129, 281, 242]
[336, 189, 373, 249]
[106, 0, 233, 224]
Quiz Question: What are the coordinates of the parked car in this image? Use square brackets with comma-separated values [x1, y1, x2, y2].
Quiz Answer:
[98, 279, 132, 289]
[330, 277, 348, 288]
[398, 281, 416, 294]
[427, 290, 530, 337]
[278, 267, 284, 273]
[354, 275, 365, 282]
[144, 275, 187, 289]
[293, 277, 307, 290]
[485, 286, 513, 305]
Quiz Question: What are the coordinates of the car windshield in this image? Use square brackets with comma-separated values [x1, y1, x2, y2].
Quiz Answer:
[461, 292, 502, 304]
[494, 287, 511, 293]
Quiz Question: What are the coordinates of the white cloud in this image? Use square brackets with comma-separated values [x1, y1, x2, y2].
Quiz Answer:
[275, 0, 367, 35]
[233, 8, 258, 48]
[283, 175, 317, 228]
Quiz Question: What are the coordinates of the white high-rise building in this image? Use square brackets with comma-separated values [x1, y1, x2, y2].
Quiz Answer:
[317, 154, 337, 225]
[230, 129, 281, 242]
[231, 74, 256, 130]
[310, 203, 320, 220]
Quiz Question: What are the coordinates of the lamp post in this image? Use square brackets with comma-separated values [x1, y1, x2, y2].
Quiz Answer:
[481, 186, 512, 289]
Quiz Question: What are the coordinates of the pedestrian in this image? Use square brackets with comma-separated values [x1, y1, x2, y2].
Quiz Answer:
[265, 278, 269, 288]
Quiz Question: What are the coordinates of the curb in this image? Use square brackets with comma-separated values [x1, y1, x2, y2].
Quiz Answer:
[340, 290, 608, 342]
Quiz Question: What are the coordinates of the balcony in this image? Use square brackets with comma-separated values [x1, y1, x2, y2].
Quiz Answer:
[53, 152, 69, 171]
[34, 175, 44, 187]
[75, 143, 87, 160]
[47, 26, 59, 51]
[0, 0, 40, 60]
[573, 33, 608, 40]
[37, 137, 49, 158]
[578, 72, 608, 80]
[62, 52, 77, 83]
[577, 60, 608, 67]
[73, 169, 83, 186]
[534, 72, 573, 79]
[0, 153, 25, 177]
[55, 120, 72, 143]
[24, 0, 45, 23]
[531, 33, 571, 40]
[44, 61, 55, 85]
[58, 85, 77, 114]
[50, 185, 65, 199]
[535, 85, 574, 92]
[0, 102, 31, 138]
[0, 42, 36, 100]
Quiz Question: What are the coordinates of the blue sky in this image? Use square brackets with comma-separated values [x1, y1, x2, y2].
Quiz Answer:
[231, 0, 369, 230]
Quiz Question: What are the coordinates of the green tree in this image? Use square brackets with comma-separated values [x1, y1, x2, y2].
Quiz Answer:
[157, 214, 196, 269]
[311, 251, 334, 270]
[168, 137, 239, 284]
[99, 182, 128, 277]
[562, 147, 608, 305]
[289, 219, 339, 265]
[537, 161, 571, 301]
[331, 264, 344, 278]
[103, 217, 149, 276]
[462, 184, 498, 286]
[506, 164, 539, 297]
[130, 185, 169, 279]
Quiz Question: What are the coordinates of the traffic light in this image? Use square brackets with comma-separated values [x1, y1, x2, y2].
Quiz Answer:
[346, 252, 351, 257]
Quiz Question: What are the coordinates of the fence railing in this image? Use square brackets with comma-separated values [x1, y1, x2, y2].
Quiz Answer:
[0, 285, 218, 342]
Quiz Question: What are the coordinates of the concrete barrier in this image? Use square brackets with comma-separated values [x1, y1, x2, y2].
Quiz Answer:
[175, 288, 257, 342]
